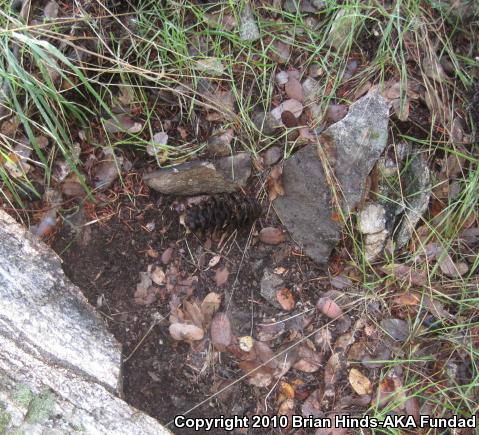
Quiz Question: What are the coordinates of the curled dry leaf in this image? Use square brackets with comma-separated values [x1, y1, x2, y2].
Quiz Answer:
[200, 292, 222, 324]
[151, 266, 166, 285]
[276, 287, 295, 311]
[259, 227, 285, 245]
[214, 266, 230, 286]
[348, 368, 372, 395]
[211, 312, 233, 350]
[208, 254, 221, 267]
[169, 322, 205, 342]
[316, 297, 343, 319]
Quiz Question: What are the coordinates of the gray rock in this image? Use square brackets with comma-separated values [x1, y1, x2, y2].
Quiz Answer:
[253, 111, 282, 135]
[0, 210, 170, 434]
[274, 145, 340, 264]
[262, 145, 282, 167]
[274, 90, 389, 264]
[322, 89, 389, 212]
[240, 4, 260, 41]
[143, 153, 251, 195]
[260, 269, 284, 308]
[380, 318, 409, 342]
[358, 203, 386, 234]
[205, 129, 234, 157]
[393, 151, 431, 249]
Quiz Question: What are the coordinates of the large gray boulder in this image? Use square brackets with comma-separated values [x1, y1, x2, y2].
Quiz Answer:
[0, 210, 170, 434]
[274, 90, 389, 264]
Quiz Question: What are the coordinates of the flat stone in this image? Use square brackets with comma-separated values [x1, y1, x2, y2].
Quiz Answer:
[143, 153, 251, 195]
[274, 90, 389, 264]
[321, 89, 389, 212]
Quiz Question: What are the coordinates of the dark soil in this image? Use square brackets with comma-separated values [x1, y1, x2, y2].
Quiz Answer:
[51, 176, 333, 434]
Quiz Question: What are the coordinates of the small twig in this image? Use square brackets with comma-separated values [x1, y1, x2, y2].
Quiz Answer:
[122, 312, 166, 363]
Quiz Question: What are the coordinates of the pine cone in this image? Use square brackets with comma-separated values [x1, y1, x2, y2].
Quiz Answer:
[185, 194, 261, 231]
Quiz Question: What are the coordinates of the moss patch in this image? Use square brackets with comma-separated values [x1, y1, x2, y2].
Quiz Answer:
[25, 390, 55, 425]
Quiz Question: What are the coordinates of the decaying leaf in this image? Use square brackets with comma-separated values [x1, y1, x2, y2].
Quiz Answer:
[211, 312, 233, 350]
[169, 322, 205, 342]
[348, 368, 372, 395]
[151, 266, 166, 285]
[200, 292, 222, 324]
[259, 227, 286, 245]
[276, 287, 295, 311]
[438, 253, 469, 277]
[316, 297, 343, 319]
[215, 266, 230, 286]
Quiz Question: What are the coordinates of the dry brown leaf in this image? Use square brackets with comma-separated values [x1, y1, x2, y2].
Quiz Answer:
[381, 264, 428, 287]
[208, 254, 221, 267]
[211, 312, 233, 350]
[348, 368, 372, 395]
[238, 360, 273, 387]
[276, 288, 295, 311]
[239, 335, 254, 352]
[200, 292, 221, 324]
[151, 266, 166, 285]
[285, 77, 304, 102]
[438, 254, 469, 277]
[293, 345, 322, 373]
[215, 266, 230, 286]
[316, 297, 343, 319]
[161, 247, 173, 264]
[183, 300, 205, 329]
[169, 322, 204, 342]
[259, 227, 286, 245]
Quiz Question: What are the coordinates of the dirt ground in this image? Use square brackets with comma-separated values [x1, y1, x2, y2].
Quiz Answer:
[52, 174, 340, 433]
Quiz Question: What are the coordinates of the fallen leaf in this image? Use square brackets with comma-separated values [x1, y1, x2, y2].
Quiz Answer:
[285, 77, 304, 102]
[169, 322, 204, 342]
[208, 255, 221, 267]
[215, 266, 230, 286]
[438, 254, 469, 277]
[380, 318, 409, 342]
[211, 312, 233, 350]
[239, 335, 254, 352]
[348, 368, 372, 395]
[293, 345, 322, 372]
[151, 266, 166, 285]
[184, 300, 205, 329]
[239, 361, 273, 387]
[259, 227, 285, 245]
[276, 71, 289, 85]
[161, 247, 173, 264]
[316, 297, 343, 319]
[200, 292, 222, 324]
[271, 99, 304, 121]
[276, 288, 295, 311]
